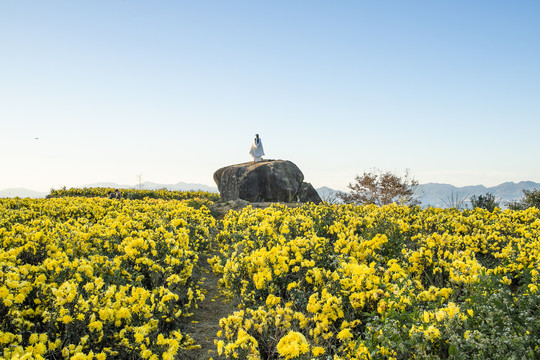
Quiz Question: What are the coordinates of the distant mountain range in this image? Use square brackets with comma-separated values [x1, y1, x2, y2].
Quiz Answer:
[2, 181, 539, 209]
[417, 181, 540, 208]
[0, 188, 49, 199]
[0, 181, 219, 199]
[83, 181, 219, 193]
[318, 181, 540, 208]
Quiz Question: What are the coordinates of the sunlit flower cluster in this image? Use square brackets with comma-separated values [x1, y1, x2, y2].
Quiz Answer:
[213, 203, 540, 359]
[0, 197, 215, 359]
[2, 195, 539, 359]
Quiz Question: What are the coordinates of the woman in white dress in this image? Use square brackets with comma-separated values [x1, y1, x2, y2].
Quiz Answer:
[249, 134, 265, 162]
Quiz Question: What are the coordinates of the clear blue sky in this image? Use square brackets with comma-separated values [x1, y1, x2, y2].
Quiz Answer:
[1, 1, 539, 192]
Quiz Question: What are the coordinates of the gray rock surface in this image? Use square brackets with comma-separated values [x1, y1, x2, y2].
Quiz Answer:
[297, 182, 322, 203]
[213, 160, 322, 204]
[209, 199, 250, 219]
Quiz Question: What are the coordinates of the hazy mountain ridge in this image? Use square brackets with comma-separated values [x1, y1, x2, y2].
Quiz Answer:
[318, 181, 540, 208]
[419, 181, 540, 208]
[2, 181, 540, 208]
[83, 181, 219, 193]
[0, 182, 219, 199]
[0, 188, 49, 198]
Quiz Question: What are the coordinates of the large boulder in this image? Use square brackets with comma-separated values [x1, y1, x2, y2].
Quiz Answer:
[213, 160, 322, 204]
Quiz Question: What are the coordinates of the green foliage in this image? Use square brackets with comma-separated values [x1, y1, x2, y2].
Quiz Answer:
[470, 192, 499, 212]
[507, 188, 540, 210]
[447, 275, 540, 360]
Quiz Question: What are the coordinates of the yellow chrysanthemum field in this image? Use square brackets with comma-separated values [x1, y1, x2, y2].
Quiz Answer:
[1, 189, 539, 359]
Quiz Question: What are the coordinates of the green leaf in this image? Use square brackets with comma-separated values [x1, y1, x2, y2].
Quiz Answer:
[448, 344, 458, 357]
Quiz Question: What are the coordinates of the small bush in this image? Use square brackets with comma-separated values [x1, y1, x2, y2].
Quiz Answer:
[507, 188, 540, 210]
[470, 192, 499, 212]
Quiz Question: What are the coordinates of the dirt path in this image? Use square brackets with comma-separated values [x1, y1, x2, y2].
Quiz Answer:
[180, 251, 238, 360]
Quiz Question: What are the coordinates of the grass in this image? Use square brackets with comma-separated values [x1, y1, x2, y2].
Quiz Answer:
[179, 251, 239, 360]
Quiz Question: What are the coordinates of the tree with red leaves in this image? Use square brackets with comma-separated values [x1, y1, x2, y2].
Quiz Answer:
[339, 169, 420, 206]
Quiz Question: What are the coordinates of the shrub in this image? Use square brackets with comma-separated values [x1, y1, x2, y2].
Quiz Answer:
[507, 188, 540, 210]
[470, 192, 499, 212]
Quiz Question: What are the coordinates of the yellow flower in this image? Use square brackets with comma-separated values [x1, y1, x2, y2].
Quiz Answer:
[71, 353, 87, 360]
[277, 331, 310, 360]
[99, 308, 113, 321]
[14, 293, 26, 303]
[34, 342, 47, 355]
[61, 315, 73, 324]
[266, 294, 281, 307]
[216, 340, 225, 355]
[141, 349, 153, 359]
[88, 320, 103, 332]
[29, 333, 39, 344]
[287, 282, 298, 290]
[115, 307, 131, 321]
[134, 332, 145, 343]
[423, 325, 440, 341]
[337, 328, 353, 341]
[312, 346, 325, 356]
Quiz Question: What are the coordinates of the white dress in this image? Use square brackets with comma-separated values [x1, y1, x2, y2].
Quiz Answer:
[249, 138, 265, 161]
